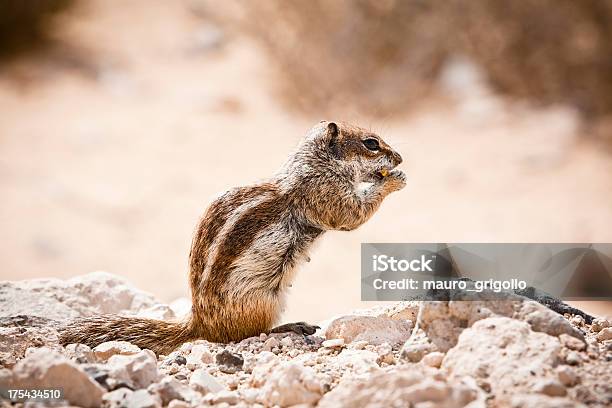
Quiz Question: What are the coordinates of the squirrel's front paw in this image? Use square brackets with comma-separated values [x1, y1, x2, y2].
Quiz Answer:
[386, 169, 406, 191]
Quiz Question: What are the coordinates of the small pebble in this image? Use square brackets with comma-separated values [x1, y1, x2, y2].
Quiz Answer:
[570, 315, 584, 326]
[206, 390, 239, 405]
[591, 318, 611, 333]
[216, 350, 244, 374]
[168, 400, 191, 408]
[280, 336, 293, 348]
[596, 327, 612, 342]
[421, 352, 444, 368]
[351, 340, 369, 350]
[559, 334, 586, 351]
[565, 351, 582, 366]
[535, 379, 567, 397]
[556, 365, 578, 387]
[322, 339, 345, 348]
[179, 342, 193, 353]
[262, 337, 280, 352]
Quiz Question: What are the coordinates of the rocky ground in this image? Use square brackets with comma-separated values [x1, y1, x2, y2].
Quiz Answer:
[0, 273, 610, 407]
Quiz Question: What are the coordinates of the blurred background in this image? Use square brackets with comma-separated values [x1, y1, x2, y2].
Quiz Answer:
[1, 0, 611, 320]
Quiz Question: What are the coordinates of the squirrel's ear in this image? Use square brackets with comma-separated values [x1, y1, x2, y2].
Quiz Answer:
[327, 122, 339, 138]
[327, 122, 340, 145]
[326, 122, 341, 158]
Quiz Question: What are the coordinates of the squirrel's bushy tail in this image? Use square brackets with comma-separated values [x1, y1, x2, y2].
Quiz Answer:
[59, 315, 195, 355]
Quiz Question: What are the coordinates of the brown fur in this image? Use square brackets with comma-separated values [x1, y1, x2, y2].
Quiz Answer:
[59, 121, 405, 355]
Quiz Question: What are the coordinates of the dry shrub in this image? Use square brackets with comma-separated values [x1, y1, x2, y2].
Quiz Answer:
[204, 0, 452, 117]
[0, 0, 75, 60]
[456, 0, 612, 118]
[204, 0, 612, 120]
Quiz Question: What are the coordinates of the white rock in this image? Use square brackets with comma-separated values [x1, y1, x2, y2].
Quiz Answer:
[169, 297, 192, 318]
[421, 351, 444, 368]
[418, 297, 582, 352]
[262, 337, 280, 351]
[501, 394, 586, 408]
[76, 271, 158, 314]
[104, 388, 160, 408]
[241, 388, 260, 404]
[383, 301, 421, 323]
[351, 340, 368, 350]
[0, 368, 13, 389]
[136, 304, 176, 321]
[443, 317, 561, 398]
[318, 366, 478, 407]
[243, 351, 277, 373]
[558, 333, 586, 351]
[0, 272, 161, 320]
[280, 336, 293, 348]
[255, 361, 323, 406]
[189, 368, 225, 393]
[570, 315, 584, 326]
[325, 315, 412, 346]
[335, 349, 380, 377]
[225, 376, 239, 390]
[515, 301, 584, 340]
[179, 342, 193, 354]
[565, 351, 582, 366]
[374, 343, 394, 365]
[205, 390, 240, 405]
[149, 377, 202, 406]
[167, 400, 191, 408]
[94, 341, 141, 362]
[591, 317, 611, 332]
[534, 379, 567, 397]
[342, 301, 420, 321]
[102, 388, 133, 408]
[596, 327, 612, 341]
[189, 24, 225, 53]
[108, 350, 159, 389]
[418, 301, 471, 352]
[128, 389, 162, 408]
[84, 361, 131, 391]
[259, 351, 278, 364]
[322, 338, 345, 348]
[65, 343, 95, 364]
[556, 366, 578, 387]
[401, 334, 436, 363]
[0, 325, 60, 367]
[10, 347, 104, 408]
[186, 344, 213, 369]
[294, 352, 317, 367]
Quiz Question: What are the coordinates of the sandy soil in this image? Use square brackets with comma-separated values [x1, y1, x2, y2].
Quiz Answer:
[1, 0, 611, 322]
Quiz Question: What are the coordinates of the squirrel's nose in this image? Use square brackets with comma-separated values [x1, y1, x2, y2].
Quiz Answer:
[392, 151, 403, 166]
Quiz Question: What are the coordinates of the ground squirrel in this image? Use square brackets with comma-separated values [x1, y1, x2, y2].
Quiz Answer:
[60, 121, 406, 355]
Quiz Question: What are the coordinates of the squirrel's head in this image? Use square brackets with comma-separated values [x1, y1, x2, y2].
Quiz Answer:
[309, 121, 403, 181]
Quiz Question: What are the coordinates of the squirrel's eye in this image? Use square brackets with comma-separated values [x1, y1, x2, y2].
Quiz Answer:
[363, 138, 380, 151]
